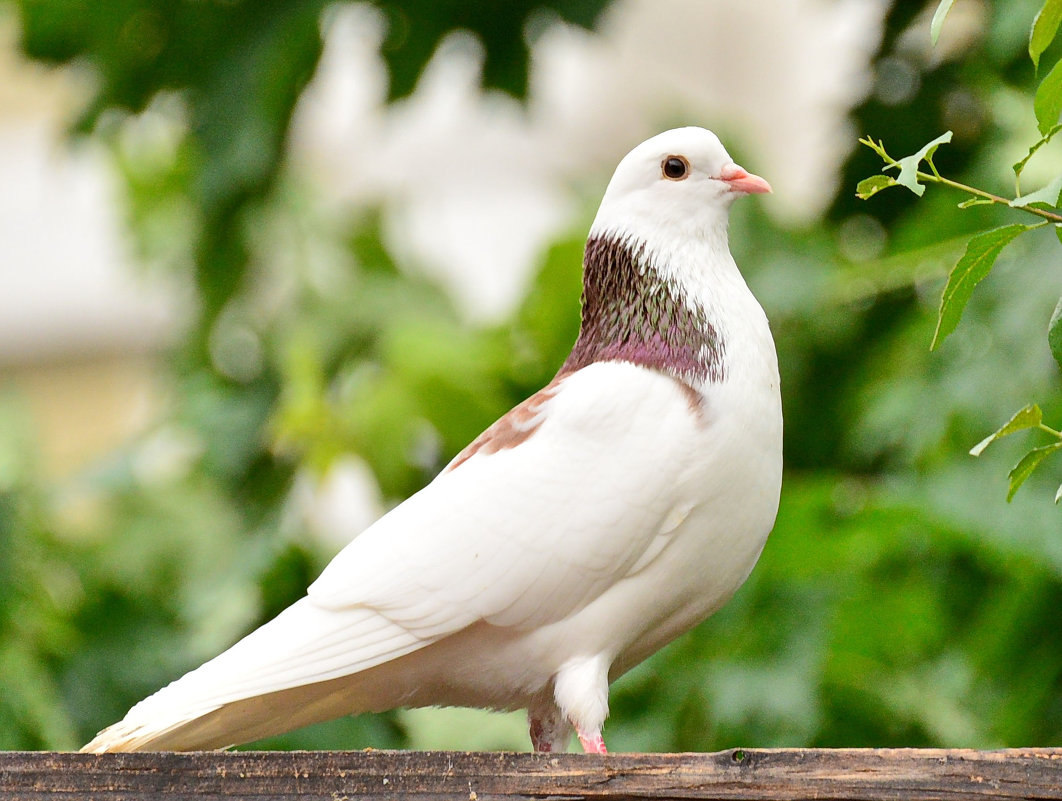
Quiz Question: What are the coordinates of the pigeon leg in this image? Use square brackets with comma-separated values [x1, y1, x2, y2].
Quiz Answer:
[553, 654, 610, 754]
[552, 654, 610, 754]
[527, 695, 572, 752]
[529, 714, 572, 752]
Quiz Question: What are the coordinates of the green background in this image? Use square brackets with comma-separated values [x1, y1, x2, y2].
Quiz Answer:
[2, 0, 1061, 751]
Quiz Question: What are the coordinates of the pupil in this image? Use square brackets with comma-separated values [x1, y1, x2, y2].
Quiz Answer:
[664, 157, 686, 179]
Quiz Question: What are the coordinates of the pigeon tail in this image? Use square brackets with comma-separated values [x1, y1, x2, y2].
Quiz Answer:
[81, 598, 429, 752]
[82, 667, 396, 752]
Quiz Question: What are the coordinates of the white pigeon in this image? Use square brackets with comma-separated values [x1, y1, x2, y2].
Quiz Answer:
[82, 126, 782, 755]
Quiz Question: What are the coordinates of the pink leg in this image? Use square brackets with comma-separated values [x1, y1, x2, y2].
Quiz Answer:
[577, 729, 608, 754]
[529, 718, 555, 752]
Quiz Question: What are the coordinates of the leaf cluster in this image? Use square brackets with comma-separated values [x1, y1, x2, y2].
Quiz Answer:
[858, 0, 1062, 502]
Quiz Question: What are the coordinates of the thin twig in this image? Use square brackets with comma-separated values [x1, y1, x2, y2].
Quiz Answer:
[860, 136, 1062, 224]
[1038, 422, 1062, 440]
[915, 170, 1062, 224]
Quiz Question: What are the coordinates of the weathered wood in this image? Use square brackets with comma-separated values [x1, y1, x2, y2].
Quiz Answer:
[2, 748, 1061, 801]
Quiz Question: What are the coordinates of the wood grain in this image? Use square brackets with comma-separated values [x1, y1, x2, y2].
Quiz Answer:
[2, 748, 1061, 800]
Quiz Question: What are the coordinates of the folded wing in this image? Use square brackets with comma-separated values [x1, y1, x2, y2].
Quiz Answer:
[82, 362, 707, 751]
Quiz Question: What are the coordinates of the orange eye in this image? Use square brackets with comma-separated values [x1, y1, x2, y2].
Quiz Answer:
[662, 156, 689, 180]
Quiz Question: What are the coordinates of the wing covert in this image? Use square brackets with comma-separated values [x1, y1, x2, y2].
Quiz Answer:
[309, 362, 708, 640]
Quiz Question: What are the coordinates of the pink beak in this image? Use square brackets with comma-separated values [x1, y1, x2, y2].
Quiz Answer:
[718, 163, 772, 195]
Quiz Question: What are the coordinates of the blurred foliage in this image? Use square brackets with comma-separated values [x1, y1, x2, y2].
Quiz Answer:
[854, 1, 1062, 500]
[3, 0, 1062, 753]
[15, 0, 609, 337]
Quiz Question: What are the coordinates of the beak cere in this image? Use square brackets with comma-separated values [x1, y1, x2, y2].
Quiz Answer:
[718, 163, 772, 195]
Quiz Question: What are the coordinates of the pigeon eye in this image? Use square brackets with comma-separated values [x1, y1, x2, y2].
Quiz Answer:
[662, 156, 689, 181]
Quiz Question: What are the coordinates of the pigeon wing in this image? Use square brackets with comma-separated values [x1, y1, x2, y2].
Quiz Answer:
[309, 361, 704, 639]
[81, 362, 706, 751]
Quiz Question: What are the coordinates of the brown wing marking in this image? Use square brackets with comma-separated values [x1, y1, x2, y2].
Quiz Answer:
[445, 377, 566, 472]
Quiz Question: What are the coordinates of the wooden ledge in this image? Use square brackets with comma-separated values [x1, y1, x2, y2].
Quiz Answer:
[2, 748, 1061, 800]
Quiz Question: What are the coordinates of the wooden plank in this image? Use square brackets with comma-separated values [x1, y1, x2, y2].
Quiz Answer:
[2, 748, 1061, 801]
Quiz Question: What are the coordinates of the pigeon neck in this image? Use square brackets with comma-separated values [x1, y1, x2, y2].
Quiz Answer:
[559, 234, 725, 386]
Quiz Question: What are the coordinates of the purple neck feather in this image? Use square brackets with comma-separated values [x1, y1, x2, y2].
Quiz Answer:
[559, 235, 725, 385]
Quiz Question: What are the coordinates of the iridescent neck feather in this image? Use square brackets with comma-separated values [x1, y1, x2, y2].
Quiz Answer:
[559, 235, 725, 386]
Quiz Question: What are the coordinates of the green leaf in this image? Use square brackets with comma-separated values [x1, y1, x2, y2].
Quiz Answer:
[888, 132, 953, 196]
[1055, 483, 1062, 503]
[931, 224, 1030, 349]
[970, 404, 1043, 456]
[855, 174, 899, 200]
[931, 0, 955, 46]
[1049, 296, 1062, 371]
[1007, 441, 1062, 501]
[1031, 0, 1062, 68]
[1011, 173, 1062, 207]
[1035, 58, 1062, 135]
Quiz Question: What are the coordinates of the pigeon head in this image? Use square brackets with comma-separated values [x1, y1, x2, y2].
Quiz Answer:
[590, 126, 771, 243]
[562, 127, 770, 389]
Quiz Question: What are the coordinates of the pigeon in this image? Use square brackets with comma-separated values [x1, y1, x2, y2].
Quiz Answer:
[82, 126, 782, 755]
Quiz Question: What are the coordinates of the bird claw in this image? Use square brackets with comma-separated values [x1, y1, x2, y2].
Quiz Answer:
[577, 730, 608, 754]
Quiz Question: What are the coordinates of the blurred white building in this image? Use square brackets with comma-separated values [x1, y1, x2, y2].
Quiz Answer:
[0, 17, 175, 475]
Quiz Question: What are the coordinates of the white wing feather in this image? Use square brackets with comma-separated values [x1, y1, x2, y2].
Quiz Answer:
[82, 362, 706, 751]
[308, 362, 703, 631]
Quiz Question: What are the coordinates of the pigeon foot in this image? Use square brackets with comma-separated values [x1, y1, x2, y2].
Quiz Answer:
[576, 729, 608, 754]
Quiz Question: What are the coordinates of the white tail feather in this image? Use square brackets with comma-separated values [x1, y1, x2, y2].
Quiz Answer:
[81, 597, 430, 752]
